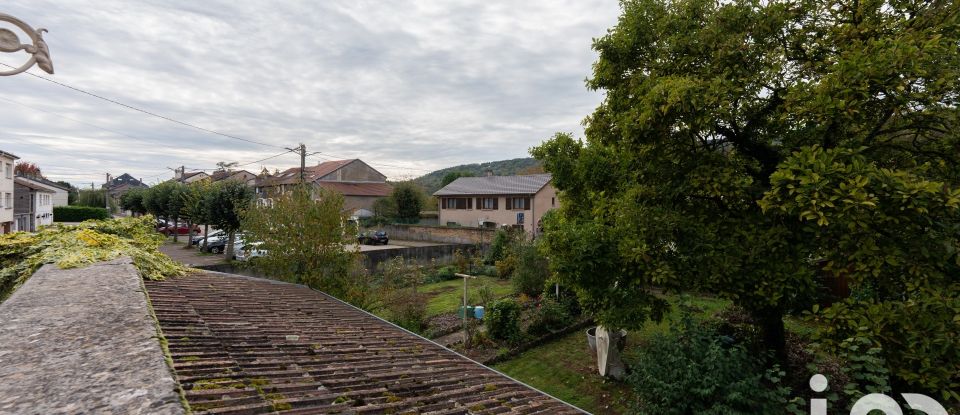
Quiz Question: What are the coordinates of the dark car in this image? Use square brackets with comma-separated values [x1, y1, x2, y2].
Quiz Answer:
[358, 230, 389, 245]
[204, 233, 244, 254]
[158, 223, 200, 236]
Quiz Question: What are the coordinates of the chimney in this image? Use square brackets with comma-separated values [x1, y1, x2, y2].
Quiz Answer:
[485, 169, 494, 177]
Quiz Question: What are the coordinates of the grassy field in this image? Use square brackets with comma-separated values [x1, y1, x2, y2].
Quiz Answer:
[420, 276, 513, 317]
[494, 294, 731, 414]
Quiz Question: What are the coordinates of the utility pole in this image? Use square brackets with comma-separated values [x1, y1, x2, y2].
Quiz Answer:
[105, 173, 110, 210]
[286, 143, 307, 184]
[299, 143, 306, 184]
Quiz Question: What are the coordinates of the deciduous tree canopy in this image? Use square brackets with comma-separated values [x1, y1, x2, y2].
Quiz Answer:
[533, 0, 960, 397]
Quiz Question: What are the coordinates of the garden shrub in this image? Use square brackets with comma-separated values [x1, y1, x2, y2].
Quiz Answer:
[627, 308, 792, 414]
[812, 290, 960, 403]
[424, 265, 458, 284]
[386, 289, 428, 333]
[53, 206, 110, 222]
[475, 285, 495, 307]
[512, 241, 549, 296]
[494, 256, 516, 280]
[526, 295, 572, 337]
[485, 229, 513, 265]
[475, 265, 497, 277]
[486, 298, 522, 343]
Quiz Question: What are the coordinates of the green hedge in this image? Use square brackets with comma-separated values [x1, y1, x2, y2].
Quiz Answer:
[53, 206, 110, 222]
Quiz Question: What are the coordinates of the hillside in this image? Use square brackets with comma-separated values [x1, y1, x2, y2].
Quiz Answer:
[414, 157, 542, 194]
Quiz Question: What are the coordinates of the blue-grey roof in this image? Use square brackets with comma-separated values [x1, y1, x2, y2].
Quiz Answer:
[433, 174, 552, 196]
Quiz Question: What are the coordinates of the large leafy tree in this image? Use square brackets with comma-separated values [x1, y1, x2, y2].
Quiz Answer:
[242, 185, 367, 305]
[119, 188, 148, 216]
[142, 182, 173, 220]
[533, 0, 960, 391]
[390, 182, 425, 222]
[180, 181, 212, 247]
[167, 182, 187, 242]
[207, 180, 254, 258]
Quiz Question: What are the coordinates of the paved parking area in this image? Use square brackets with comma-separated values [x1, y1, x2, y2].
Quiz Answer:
[159, 242, 226, 267]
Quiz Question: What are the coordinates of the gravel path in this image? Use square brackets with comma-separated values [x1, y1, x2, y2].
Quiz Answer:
[0, 258, 184, 415]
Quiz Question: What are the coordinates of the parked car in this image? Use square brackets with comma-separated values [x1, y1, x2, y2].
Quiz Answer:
[158, 223, 201, 236]
[191, 230, 225, 246]
[204, 233, 245, 254]
[358, 230, 389, 245]
[235, 242, 267, 262]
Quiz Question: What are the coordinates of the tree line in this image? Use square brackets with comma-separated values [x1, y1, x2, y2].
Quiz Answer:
[119, 180, 253, 257]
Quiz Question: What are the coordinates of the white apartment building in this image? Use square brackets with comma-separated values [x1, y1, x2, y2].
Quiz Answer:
[0, 150, 19, 234]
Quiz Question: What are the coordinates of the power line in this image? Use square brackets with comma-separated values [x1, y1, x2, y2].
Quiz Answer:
[0, 96, 175, 148]
[1, 63, 288, 149]
[237, 149, 297, 167]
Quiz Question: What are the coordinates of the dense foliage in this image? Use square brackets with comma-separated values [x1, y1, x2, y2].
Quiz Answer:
[389, 182, 426, 223]
[627, 308, 792, 414]
[242, 185, 361, 301]
[0, 216, 186, 302]
[533, 0, 960, 398]
[75, 189, 109, 209]
[119, 188, 148, 215]
[486, 298, 522, 343]
[53, 205, 109, 222]
[206, 180, 254, 257]
[511, 239, 550, 297]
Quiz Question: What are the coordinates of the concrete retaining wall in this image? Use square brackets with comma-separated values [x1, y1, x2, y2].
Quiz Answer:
[361, 243, 483, 270]
[382, 224, 494, 245]
[198, 243, 486, 277]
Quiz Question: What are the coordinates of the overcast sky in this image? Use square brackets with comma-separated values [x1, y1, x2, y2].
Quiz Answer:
[0, 1, 620, 186]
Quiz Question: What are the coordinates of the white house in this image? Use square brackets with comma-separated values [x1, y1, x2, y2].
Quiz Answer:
[0, 150, 18, 234]
[28, 177, 70, 207]
[14, 176, 55, 232]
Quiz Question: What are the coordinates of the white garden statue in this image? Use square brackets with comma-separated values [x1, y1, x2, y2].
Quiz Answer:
[595, 326, 626, 379]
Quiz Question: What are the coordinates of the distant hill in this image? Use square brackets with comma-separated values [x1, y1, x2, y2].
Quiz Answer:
[414, 157, 542, 194]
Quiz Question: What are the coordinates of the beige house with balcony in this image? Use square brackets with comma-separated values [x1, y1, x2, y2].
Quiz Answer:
[0, 150, 18, 234]
[434, 173, 557, 235]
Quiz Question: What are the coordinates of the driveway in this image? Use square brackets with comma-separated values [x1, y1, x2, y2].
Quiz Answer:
[158, 242, 226, 267]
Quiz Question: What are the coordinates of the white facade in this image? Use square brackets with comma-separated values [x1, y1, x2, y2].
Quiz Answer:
[14, 176, 55, 232]
[0, 151, 18, 234]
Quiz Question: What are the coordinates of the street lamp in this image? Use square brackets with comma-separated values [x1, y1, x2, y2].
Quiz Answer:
[0, 13, 53, 76]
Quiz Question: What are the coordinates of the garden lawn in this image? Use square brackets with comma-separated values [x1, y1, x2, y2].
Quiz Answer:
[494, 293, 730, 414]
[494, 331, 632, 414]
[421, 276, 512, 317]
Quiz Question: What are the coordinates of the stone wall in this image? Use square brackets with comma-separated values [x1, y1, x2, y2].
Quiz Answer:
[0, 258, 184, 414]
[382, 224, 495, 244]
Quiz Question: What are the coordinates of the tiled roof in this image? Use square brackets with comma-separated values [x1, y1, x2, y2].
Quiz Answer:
[318, 181, 392, 197]
[145, 272, 581, 415]
[211, 170, 254, 182]
[14, 176, 56, 193]
[260, 160, 356, 187]
[181, 171, 206, 180]
[433, 174, 552, 196]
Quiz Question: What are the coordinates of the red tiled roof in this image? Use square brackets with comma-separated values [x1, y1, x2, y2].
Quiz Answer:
[318, 181, 392, 197]
[145, 273, 581, 414]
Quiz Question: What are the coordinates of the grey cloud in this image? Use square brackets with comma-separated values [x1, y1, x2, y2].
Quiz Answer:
[0, 0, 620, 185]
